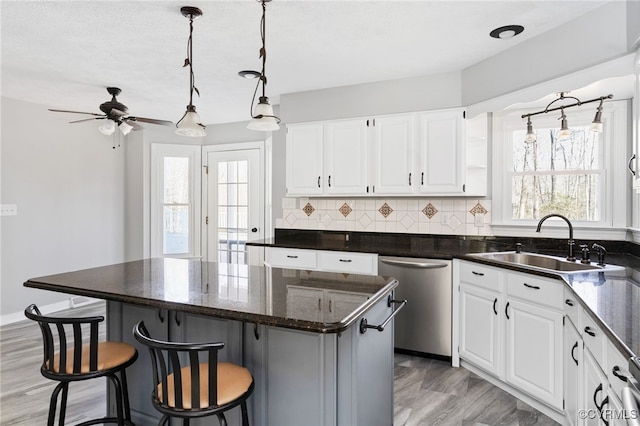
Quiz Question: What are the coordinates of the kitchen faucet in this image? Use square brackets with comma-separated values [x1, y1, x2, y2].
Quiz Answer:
[535, 214, 576, 261]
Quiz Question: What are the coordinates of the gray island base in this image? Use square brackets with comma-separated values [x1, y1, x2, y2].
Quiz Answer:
[24, 258, 399, 426]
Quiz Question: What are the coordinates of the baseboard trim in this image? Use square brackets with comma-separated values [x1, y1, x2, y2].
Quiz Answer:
[0, 298, 101, 326]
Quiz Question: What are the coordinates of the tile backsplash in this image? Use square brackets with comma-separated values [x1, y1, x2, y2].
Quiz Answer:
[276, 198, 492, 236]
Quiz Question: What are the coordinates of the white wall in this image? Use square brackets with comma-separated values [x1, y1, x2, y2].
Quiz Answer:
[1, 97, 126, 321]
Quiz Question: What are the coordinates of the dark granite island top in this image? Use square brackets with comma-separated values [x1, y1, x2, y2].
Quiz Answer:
[24, 257, 398, 334]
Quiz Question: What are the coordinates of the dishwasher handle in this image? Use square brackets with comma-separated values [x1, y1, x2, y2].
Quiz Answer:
[379, 257, 448, 269]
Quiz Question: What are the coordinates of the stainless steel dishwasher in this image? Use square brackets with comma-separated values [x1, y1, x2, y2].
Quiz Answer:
[378, 256, 452, 359]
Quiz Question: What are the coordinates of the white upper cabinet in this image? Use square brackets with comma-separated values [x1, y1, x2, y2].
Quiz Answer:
[286, 123, 324, 196]
[285, 108, 486, 197]
[324, 119, 369, 195]
[371, 115, 415, 195]
[417, 109, 465, 194]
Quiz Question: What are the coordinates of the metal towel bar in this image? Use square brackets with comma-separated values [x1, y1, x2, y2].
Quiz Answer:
[359, 296, 407, 334]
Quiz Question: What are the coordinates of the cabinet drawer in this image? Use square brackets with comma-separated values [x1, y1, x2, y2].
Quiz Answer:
[563, 287, 581, 329]
[506, 272, 563, 310]
[459, 261, 501, 291]
[266, 248, 317, 270]
[581, 310, 605, 368]
[317, 251, 377, 275]
[606, 339, 631, 400]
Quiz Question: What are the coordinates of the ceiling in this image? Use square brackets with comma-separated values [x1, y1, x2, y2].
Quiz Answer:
[1, 1, 613, 127]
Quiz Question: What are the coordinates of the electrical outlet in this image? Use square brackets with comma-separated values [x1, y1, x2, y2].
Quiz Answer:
[0, 204, 17, 216]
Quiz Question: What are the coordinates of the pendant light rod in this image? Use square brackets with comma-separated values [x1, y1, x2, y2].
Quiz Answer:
[521, 93, 613, 119]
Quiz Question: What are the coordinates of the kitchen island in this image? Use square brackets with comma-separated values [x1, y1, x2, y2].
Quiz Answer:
[24, 258, 399, 426]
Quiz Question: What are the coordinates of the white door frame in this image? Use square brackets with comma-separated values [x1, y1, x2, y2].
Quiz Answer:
[202, 140, 271, 262]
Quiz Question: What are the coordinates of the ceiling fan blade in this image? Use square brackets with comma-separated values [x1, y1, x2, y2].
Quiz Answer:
[110, 108, 127, 116]
[49, 109, 104, 117]
[69, 117, 107, 124]
[128, 116, 173, 126]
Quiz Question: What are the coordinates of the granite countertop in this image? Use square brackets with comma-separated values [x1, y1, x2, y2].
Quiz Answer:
[23, 258, 397, 334]
[250, 229, 640, 359]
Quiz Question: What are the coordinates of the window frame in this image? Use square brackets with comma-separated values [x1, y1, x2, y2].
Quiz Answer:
[150, 143, 202, 258]
[492, 100, 629, 233]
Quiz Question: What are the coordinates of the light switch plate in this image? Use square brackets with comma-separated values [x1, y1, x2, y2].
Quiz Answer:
[0, 204, 17, 216]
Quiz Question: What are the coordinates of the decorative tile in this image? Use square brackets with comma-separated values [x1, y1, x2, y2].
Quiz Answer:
[302, 202, 315, 217]
[422, 203, 438, 219]
[358, 213, 373, 228]
[378, 202, 394, 218]
[285, 212, 297, 225]
[399, 214, 415, 230]
[469, 202, 488, 216]
[338, 202, 353, 217]
[446, 215, 462, 231]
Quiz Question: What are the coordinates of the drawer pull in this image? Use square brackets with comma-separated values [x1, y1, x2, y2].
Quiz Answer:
[571, 342, 579, 366]
[505, 301, 510, 320]
[492, 298, 497, 315]
[594, 383, 604, 409]
[523, 283, 540, 290]
[471, 271, 485, 276]
[286, 255, 299, 259]
[339, 259, 352, 263]
[584, 326, 596, 337]
[612, 366, 628, 382]
[565, 299, 574, 306]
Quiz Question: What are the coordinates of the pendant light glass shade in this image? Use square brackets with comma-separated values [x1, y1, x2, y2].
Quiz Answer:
[98, 120, 116, 135]
[248, 97, 280, 131]
[557, 110, 570, 139]
[590, 102, 603, 133]
[524, 118, 536, 143]
[176, 106, 206, 137]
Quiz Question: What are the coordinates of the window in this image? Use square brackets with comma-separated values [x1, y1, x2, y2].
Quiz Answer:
[151, 144, 201, 258]
[494, 100, 628, 229]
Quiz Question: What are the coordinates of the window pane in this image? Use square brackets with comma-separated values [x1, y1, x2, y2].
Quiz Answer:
[513, 126, 601, 172]
[512, 174, 601, 221]
[163, 157, 189, 203]
[163, 206, 189, 254]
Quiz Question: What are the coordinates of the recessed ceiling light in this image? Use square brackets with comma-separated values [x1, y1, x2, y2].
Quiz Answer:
[238, 70, 261, 79]
[489, 25, 524, 40]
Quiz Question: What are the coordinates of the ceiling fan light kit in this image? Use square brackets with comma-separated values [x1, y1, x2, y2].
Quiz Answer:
[175, 6, 206, 137]
[247, 0, 281, 132]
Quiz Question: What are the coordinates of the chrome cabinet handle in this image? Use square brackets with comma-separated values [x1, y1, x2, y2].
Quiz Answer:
[629, 154, 637, 177]
[360, 297, 407, 334]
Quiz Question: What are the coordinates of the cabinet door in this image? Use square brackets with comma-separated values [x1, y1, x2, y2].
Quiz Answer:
[417, 109, 465, 194]
[286, 123, 324, 196]
[504, 298, 563, 410]
[583, 349, 608, 426]
[286, 285, 324, 321]
[564, 318, 583, 426]
[325, 290, 369, 323]
[371, 114, 415, 194]
[324, 119, 369, 195]
[459, 282, 501, 376]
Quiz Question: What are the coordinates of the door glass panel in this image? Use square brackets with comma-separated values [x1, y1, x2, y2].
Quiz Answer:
[216, 159, 250, 302]
[163, 205, 189, 254]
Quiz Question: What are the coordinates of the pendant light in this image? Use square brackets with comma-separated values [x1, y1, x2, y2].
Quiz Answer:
[524, 116, 536, 143]
[176, 6, 206, 137]
[557, 108, 571, 139]
[247, 0, 280, 132]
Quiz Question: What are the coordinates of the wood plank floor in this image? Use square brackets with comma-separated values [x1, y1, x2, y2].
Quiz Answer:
[1, 302, 560, 425]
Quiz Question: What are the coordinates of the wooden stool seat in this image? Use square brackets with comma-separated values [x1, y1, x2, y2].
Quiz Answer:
[160, 362, 254, 408]
[52, 341, 137, 374]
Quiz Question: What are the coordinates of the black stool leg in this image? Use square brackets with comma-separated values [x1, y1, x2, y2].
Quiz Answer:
[107, 374, 125, 425]
[241, 400, 250, 426]
[119, 369, 132, 420]
[58, 383, 69, 426]
[217, 412, 227, 426]
[47, 382, 65, 426]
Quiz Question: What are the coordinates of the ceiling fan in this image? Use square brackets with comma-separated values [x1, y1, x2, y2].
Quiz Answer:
[49, 87, 173, 135]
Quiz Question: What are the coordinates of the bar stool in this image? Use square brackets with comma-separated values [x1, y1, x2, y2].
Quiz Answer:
[132, 321, 254, 426]
[24, 304, 138, 426]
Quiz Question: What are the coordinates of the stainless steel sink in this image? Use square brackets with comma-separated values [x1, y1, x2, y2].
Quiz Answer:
[469, 251, 625, 274]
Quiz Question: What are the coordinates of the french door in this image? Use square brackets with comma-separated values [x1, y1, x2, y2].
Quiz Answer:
[204, 146, 264, 272]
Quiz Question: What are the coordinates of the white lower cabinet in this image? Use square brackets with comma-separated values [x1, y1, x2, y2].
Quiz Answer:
[457, 260, 564, 413]
[565, 318, 582, 426]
